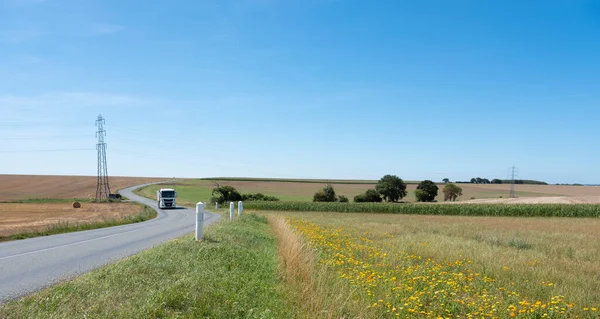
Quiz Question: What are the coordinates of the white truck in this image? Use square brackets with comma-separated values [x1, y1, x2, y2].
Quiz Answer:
[157, 188, 177, 209]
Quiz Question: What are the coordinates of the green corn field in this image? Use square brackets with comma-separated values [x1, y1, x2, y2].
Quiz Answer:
[243, 201, 600, 217]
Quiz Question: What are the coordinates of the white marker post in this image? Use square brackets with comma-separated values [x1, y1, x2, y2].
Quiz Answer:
[238, 201, 243, 216]
[195, 202, 205, 241]
[215, 202, 219, 209]
[229, 202, 234, 221]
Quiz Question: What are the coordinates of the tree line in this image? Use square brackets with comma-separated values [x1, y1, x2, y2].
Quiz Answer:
[314, 175, 463, 203]
[449, 178, 548, 185]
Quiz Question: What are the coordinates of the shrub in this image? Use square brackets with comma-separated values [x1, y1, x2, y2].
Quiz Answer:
[313, 184, 336, 202]
[354, 189, 382, 203]
[376, 175, 407, 202]
[338, 195, 349, 203]
[211, 185, 242, 204]
[241, 193, 280, 202]
[416, 180, 438, 202]
[354, 194, 366, 202]
[414, 189, 429, 202]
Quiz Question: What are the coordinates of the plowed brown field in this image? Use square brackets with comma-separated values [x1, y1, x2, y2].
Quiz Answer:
[0, 175, 167, 201]
[0, 202, 143, 237]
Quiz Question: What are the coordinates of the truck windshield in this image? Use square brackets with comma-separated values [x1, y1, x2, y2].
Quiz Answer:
[161, 191, 176, 197]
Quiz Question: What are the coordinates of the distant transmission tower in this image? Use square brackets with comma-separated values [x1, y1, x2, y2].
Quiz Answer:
[509, 166, 519, 198]
[95, 115, 111, 201]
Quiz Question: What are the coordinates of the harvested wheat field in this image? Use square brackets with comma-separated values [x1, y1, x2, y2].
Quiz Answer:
[460, 196, 600, 204]
[0, 202, 143, 237]
[0, 175, 168, 201]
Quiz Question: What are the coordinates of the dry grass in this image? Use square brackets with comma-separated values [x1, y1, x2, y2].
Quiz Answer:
[0, 202, 143, 237]
[0, 174, 167, 201]
[269, 216, 359, 318]
[261, 211, 600, 316]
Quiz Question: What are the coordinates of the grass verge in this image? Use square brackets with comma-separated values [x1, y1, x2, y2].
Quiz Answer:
[245, 201, 600, 217]
[269, 216, 360, 318]
[0, 205, 157, 242]
[0, 214, 294, 319]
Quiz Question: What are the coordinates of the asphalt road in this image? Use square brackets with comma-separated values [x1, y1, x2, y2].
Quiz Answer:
[0, 183, 220, 303]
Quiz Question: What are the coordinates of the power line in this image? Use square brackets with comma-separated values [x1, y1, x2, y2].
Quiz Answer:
[95, 115, 111, 201]
[0, 136, 93, 140]
[0, 149, 93, 153]
[0, 123, 90, 128]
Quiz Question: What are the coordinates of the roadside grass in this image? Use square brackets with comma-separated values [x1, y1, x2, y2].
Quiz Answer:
[269, 216, 365, 318]
[0, 205, 156, 242]
[257, 211, 600, 318]
[0, 214, 296, 319]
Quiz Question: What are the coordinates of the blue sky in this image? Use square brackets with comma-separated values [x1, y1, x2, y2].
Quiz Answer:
[1, 0, 599, 183]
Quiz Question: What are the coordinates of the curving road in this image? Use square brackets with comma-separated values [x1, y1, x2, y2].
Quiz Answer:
[0, 183, 220, 303]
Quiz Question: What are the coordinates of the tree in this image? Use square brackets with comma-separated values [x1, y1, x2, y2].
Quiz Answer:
[443, 183, 463, 201]
[415, 180, 438, 202]
[375, 175, 407, 202]
[338, 195, 349, 203]
[211, 185, 242, 204]
[442, 178, 450, 184]
[470, 178, 476, 183]
[491, 179, 503, 184]
[313, 184, 336, 202]
[475, 177, 483, 184]
[354, 189, 382, 202]
[482, 178, 490, 184]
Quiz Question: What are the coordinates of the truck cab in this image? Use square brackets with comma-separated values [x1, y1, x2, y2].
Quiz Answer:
[157, 188, 177, 209]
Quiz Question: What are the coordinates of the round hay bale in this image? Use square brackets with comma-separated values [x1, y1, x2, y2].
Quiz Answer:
[72, 201, 81, 209]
